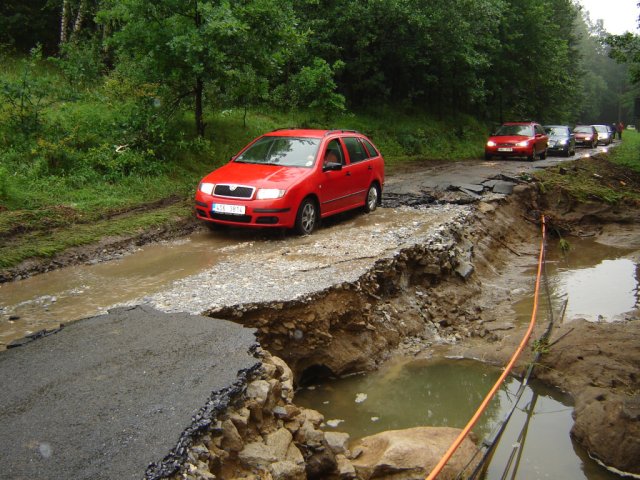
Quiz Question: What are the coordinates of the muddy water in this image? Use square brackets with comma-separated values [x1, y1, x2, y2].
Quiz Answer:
[0, 208, 421, 347]
[295, 358, 620, 479]
[0, 232, 233, 346]
[514, 237, 640, 323]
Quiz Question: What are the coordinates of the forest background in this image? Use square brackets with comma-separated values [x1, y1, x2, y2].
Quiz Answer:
[1, 0, 640, 268]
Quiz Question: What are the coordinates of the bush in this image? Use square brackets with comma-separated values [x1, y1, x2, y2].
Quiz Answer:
[50, 37, 104, 90]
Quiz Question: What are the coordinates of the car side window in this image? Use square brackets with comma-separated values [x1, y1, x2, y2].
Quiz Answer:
[361, 138, 379, 158]
[323, 139, 344, 166]
[343, 137, 368, 163]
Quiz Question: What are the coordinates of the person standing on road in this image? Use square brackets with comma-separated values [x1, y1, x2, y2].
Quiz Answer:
[617, 121, 624, 140]
[611, 123, 618, 141]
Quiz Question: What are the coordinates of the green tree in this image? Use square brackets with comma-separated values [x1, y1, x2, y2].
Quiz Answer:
[98, 0, 301, 137]
[484, 0, 581, 123]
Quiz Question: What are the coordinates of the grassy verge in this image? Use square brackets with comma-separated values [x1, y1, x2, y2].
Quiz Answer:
[534, 131, 640, 204]
[0, 96, 487, 270]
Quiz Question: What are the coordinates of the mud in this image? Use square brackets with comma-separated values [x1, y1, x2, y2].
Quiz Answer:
[204, 181, 640, 476]
[2, 153, 639, 476]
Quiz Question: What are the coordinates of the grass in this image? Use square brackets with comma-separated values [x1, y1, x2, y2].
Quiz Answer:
[0, 201, 192, 269]
[534, 131, 640, 204]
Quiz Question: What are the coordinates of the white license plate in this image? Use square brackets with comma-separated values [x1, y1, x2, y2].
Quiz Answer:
[212, 203, 246, 215]
[498, 148, 513, 152]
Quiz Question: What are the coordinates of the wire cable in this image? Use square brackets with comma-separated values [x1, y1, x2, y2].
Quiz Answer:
[425, 216, 548, 480]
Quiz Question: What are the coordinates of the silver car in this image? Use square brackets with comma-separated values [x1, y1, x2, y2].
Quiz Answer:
[593, 125, 613, 145]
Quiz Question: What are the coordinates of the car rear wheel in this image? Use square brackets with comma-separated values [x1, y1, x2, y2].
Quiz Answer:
[540, 148, 547, 160]
[364, 183, 380, 213]
[528, 149, 536, 162]
[294, 198, 318, 236]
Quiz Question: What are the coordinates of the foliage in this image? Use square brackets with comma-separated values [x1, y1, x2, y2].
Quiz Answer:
[50, 36, 105, 89]
[98, 0, 302, 136]
[0, 46, 58, 136]
[0, 0, 60, 54]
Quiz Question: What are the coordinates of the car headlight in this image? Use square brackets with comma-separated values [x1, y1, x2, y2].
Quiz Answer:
[558, 139, 567, 145]
[199, 182, 215, 195]
[486, 140, 496, 147]
[516, 141, 529, 147]
[585, 135, 592, 140]
[256, 188, 286, 200]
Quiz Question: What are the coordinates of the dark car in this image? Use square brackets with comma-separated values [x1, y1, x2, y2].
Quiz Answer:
[485, 122, 548, 161]
[593, 125, 613, 145]
[543, 125, 575, 157]
[573, 125, 598, 148]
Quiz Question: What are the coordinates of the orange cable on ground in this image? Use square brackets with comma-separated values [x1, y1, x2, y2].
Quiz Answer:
[425, 215, 547, 480]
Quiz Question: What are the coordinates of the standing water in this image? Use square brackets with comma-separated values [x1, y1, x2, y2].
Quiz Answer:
[514, 237, 640, 323]
[296, 237, 639, 479]
[295, 358, 621, 479]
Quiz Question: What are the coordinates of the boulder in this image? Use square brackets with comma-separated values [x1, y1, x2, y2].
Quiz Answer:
[351, 426, 479, 480]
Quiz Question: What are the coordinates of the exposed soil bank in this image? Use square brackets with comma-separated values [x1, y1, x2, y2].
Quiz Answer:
[207, 179, 640, 477]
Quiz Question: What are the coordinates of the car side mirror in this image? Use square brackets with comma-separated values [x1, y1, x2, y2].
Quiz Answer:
[323, 162, 342, 172]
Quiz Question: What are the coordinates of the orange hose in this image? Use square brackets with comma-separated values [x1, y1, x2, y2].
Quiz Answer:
[425, 216, 546, 480]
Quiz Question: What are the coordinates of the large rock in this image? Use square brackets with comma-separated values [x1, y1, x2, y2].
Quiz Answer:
[351, 426, 480, 480]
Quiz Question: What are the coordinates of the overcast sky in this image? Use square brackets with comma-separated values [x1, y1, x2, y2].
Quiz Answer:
[578, 0, 640, 34]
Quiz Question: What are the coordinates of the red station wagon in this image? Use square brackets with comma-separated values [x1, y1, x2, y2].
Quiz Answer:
[485, 122, 548, 161]
[195, 129, 385, 235]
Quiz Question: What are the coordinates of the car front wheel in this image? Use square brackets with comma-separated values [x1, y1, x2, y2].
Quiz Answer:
[364, 183, 380, 213]
[294, 198, 317, 235]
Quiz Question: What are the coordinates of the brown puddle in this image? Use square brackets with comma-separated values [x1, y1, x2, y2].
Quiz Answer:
[295, 357, 620, 480]
[514, 237, 640, 323]
[0, 208, 430, 347]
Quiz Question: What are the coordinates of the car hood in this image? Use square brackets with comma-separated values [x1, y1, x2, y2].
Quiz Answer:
[201, 162, 312, 188]
[548, 134, 569, 140]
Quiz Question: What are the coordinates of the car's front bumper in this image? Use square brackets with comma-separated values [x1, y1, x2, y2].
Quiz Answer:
[485, 145, 533, 158]
[194, 194, 296, 228]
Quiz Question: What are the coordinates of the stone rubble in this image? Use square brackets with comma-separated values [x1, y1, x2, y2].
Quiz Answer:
[172, 350, 478, 480]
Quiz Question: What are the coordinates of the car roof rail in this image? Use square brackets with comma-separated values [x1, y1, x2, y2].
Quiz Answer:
[324, 129, 361, 136]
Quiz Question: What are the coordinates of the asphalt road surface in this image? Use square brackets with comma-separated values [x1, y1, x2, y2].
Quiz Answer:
[0, 305, 258, 480]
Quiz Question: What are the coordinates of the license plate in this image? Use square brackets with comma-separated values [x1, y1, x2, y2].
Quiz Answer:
[498, 148, 513, 152]
[212, 203, 246, 215]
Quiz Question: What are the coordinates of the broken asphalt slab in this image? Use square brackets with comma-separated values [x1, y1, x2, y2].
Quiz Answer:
[0, 305, 259, 480]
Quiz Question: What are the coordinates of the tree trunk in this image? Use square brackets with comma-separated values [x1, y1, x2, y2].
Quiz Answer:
[72, 0, 87, 39]
[195, 77, 205, 137]
[194, 1, 205, 137]
[60, 0, 70, 46]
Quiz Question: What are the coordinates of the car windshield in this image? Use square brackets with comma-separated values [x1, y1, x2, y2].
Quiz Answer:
[594, 126, 608, 132]
[544, 127, 567, 136]
[235, 136, 320, 167]
[495, 125, 534, 136]
[574, 126, 592, 133]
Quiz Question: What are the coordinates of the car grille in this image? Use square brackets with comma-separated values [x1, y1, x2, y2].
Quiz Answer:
[214, 184, 255, 199]
[496, 142, 515, 147]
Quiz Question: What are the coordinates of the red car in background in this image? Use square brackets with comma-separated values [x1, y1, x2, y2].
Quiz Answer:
[573, 125, 599, 148]
[195, 129, 385, 235]
[485, 122, 548, 161]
